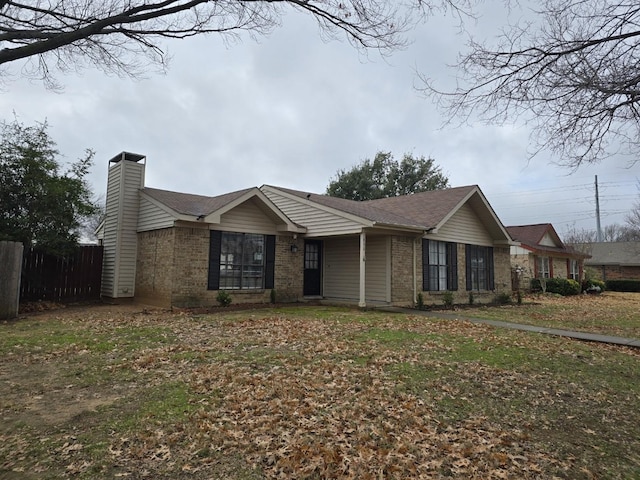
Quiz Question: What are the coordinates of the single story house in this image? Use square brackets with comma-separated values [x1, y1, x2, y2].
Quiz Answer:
[98, 152, 516, 308]
[578, 242, 640, 281]
[507, 223, 590, 289]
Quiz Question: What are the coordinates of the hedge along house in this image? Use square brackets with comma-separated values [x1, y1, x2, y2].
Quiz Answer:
[99, 152, 516, 308]
[506, 223, 590, 290]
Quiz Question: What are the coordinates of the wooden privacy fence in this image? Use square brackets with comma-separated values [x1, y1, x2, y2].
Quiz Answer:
[21, 246, 103, 303]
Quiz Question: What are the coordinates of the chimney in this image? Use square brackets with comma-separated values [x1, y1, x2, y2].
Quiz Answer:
[101, 152, 146, 300]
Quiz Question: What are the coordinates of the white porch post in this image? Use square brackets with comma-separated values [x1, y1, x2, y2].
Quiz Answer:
[359, 231, 366, 307]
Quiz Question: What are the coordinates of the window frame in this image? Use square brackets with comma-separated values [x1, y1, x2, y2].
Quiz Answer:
[208, 231, 275, 291]
[537, 256, 551, 279]
[568, 259, 580, 280]
[465, 244, 494, 292]
[219, 232, 265, 290]
[422, 239, 458, 292]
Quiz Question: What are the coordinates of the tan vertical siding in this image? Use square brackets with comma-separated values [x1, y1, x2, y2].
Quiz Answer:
[365, 236, 390, 302]
[324, 237, 359, 300]
[323, 235, 390, 303]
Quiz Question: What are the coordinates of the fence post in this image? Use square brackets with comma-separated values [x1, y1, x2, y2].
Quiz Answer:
[0, 241, 24, 320]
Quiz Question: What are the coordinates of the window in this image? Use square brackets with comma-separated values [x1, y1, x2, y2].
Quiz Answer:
[305, 242, 319, 270]
[568, 259, 580, 280]
[465, 245, 494, 291]
[422, 240, 457, 291]
[537, 256, 550, 278]
[219, 233, 264, 289]
[209, 231, 275, 290]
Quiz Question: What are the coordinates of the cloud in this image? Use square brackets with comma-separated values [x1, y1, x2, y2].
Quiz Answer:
[1, 3, 638, 237]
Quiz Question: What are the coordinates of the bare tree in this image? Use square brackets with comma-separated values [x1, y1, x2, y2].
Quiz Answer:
[624, 182, 640, 236]
[563, 225, 596, 245]
[420, 0, 640, 169]
[0, 0, 466, 89]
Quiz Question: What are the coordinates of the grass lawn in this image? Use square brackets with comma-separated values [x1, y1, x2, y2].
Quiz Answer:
[471, 291, 640, 339]
[1, 297, 639, 479]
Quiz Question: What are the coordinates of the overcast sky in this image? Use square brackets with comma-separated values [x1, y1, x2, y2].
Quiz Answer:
[2, 3, 638, 238]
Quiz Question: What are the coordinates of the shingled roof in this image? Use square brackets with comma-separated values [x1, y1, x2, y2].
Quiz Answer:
[507, 223, 588, 258]
[268, 186, 426, 229]
[266, 185, 481, 230]
[366, 185, 478, 229]
[583, 242, 640, 266]
[142, 187, 254, 217]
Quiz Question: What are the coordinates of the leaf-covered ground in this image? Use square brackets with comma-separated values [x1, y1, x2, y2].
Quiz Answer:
[1, 296, 639, 479]
[473, 291, 640, 338]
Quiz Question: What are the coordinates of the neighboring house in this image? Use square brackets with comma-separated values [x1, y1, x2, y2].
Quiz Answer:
[98, 152, 516, 308]
[578, 242, 640, 281]
[507, 223, 590, 290]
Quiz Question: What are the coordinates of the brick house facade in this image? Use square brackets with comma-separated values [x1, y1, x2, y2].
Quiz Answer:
[100, 152, 516, 308]
[507, 224, 590, 291]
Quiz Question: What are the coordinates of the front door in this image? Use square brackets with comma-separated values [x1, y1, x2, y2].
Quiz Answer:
[303, 240, 322, 296]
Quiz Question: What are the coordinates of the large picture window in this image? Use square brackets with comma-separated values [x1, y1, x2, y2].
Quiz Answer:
[422, 239, 457, 291]
[209, 231, 275, 290]
[219, 233, 264, 289]
[465, 245, 494, 291]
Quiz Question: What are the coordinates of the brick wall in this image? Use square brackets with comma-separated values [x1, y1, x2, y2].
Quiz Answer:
[274, 235, 303, 302]
[594, 265, 640, 281]
[136, 228, 175, 307]
[171, 227, 213, 307]
[552, 257, 568, 279]
[137, 227, 302, 308]
[419, 243, 513, 306]
[390, 236, 416, 305]
[493, 246, 511, 295]
[510, 252, 533, 289]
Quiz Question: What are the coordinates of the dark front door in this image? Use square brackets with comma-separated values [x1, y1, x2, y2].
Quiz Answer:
[303, 240, 322, 296]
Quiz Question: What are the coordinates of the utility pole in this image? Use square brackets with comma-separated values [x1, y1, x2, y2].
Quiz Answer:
[595, 175, 603, 242]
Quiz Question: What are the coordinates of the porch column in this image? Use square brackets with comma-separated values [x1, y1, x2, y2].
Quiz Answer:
[359, 231, 366, 307]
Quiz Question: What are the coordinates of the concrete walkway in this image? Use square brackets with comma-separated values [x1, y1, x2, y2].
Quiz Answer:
[377, 307, 640, 348]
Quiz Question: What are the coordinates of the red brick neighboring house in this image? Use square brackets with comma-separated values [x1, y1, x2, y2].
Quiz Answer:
[506, 223, 590, 290]
[578, 242, 640, 281]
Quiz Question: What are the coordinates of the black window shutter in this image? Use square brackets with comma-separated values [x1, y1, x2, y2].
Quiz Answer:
[422, 239, 429, 291]
[264, 235, 276, 289]
[465, 244, 472, 291]
[208, 230, 222, 290]
[447, 242, 458, 291]
[488, 247, 495, 290]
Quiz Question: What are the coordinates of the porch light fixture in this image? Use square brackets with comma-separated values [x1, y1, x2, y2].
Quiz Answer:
[290, 244, 298, 253]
